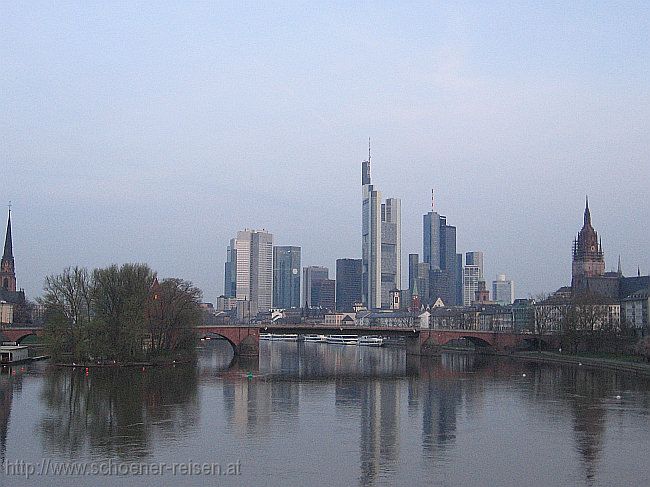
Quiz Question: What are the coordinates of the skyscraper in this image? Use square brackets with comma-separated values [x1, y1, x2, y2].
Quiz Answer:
[463, 265, 481, 306]
[312, 279, 336, 311]
[224, 229, 273, 316]
[224, 244, 236, 298]
[302, 266, 329, 308]
[408, 253, 431, 305]
[493, 274, 514, 305]
[250, 231, 274, 314]
[362, 144, 382, 310]
[465, 251, 484, 279]
[361, 142, 401, 309]
[273, 246, 301, 309]
[423, 191, 461, 305]
[336, 258, 362, 311]
[380, 198, 401, 306]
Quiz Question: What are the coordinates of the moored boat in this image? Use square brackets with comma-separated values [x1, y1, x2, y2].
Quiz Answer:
[326, 334, 359, 345]
[358, 336, 384, 347]
[303, 334, 327, 343]
[261, 333, 302, 341]
[277, 334, 301, 342]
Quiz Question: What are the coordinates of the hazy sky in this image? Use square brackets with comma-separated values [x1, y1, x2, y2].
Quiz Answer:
[2, 2, 649, 301]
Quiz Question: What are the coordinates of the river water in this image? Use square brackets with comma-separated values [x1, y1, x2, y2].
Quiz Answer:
[1, 340, 649, 486]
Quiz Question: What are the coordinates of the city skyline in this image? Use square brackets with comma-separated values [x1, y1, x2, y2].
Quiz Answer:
[4, 183, 646, 306]
[3, 3, 648, 301]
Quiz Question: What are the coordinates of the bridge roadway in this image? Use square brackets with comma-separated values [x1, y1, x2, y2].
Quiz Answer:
[1, 324, 559, 357]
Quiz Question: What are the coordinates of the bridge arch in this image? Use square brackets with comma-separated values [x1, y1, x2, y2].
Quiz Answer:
[15, 333, 38, 345]
[0, 330, 42, 345]
[201, 332, 238, 355]
[198, 329, 259, 356]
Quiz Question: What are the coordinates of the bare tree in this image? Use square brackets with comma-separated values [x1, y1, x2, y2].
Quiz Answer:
[146, 277, 201, 357]
[41, 263, 199, 363]
[532, 293, 556, 352]
[40, 266, 93, 361]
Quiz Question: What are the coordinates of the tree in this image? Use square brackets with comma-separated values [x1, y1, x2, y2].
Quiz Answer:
[41, 263, 199, 364]
[146, 278, 201, 358]
[40, 266, 93, 362]
[91, 263, 155, 362]
[532, 293, 556, 352]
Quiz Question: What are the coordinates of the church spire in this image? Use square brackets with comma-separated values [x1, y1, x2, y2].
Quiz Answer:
[1, 204, 16, 292]
[3, 205, 12, 260]
[584, 195, 591, 226]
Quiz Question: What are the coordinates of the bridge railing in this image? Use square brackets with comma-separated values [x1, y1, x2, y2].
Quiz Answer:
[0, 323, 43, 329]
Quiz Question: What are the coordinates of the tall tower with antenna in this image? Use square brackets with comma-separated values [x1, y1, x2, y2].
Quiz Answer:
[361, 139, 382, 308]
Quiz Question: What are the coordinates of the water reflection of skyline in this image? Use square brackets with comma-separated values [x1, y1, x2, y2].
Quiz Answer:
[210, 342, 650, 486]
[0, 342, 649, 486]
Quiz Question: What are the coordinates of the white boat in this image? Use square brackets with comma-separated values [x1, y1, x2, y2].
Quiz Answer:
[358, 336, 384, 347]
[260, 333, 301, 341]
[303, 334, 327, 343]
[276, 334, 301, 342]
[326, 334, 359, 345]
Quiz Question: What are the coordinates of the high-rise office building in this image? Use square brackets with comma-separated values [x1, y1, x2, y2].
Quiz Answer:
[336, 258, 362, 311]
[224, 244, 236, 298]
[361, 143, 401, 309]
[408, 253, 431, 305]
[493, 274, 514, 305]
[224, 231, 251, 301]
[303, 266, 329, 308]
[423, 190, 461, 305]
[312, 279, 336, 311]
[380, 198, 401, 306]
[362, 146, 382, 310]
[465, 251, 484, 279]
[224, 229, 273, 316]
[455, 253, 464, 305]
[463, 265, 481, 306]
[273, 246, 301, 309]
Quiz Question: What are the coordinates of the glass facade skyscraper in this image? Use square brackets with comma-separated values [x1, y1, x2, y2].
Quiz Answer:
[273, 246, 301, 309]
[303, 266, 329, 308]
[381, 198, 401, 307]
[336, 258, 362, 311]
[362, 146, 401, 310]
[423, 206, 461, 306]
[224, 229, 273, 316]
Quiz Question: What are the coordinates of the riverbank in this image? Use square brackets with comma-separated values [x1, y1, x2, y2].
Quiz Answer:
[510, 351, 650, 376]
[55, 357, 194, 368]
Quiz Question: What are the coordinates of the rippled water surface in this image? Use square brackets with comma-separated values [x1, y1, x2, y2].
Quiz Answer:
[2, 340, 650, 486]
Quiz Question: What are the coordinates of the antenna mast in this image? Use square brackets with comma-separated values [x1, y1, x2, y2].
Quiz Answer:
[368, 137, 371, 168]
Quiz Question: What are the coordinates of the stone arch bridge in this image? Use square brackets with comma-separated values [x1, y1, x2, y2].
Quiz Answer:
[1, 324, 558, 356]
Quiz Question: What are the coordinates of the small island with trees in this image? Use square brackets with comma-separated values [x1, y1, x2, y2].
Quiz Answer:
[40, 263, 202, 366]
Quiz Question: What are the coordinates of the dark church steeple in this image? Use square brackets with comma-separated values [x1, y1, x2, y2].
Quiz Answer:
[572, 197, 605, 289]
[1, 206, 16, 292]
